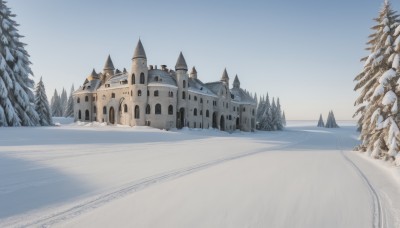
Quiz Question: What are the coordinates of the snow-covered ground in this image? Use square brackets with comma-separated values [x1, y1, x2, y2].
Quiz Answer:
[0, 121, 399, 227]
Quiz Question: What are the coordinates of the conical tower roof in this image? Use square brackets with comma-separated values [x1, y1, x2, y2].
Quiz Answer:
[87, 68, 99, 81]
[175, 52, 188, 71]
[104, 55, 115, 70]
[133, 39, 147, 59]
[233, 74, 240, 88]
[221, 68, 229, 81]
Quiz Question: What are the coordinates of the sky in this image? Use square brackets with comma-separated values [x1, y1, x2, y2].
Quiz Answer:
[7, 0, 400, 120]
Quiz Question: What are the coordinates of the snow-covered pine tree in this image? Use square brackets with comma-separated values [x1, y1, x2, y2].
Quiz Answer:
[276, 98, 283, 130]
[354, 0, 400, 159]
[64, 85, 74, 117]
[60, 87, 67, 116]
[325, 111, 339, 128]
[270, 98, 277, 130]
[50, 89, 62, 117]
[0, 0, 39, 126]
[34, 77, 52, 126]
[317, 114, 325, 127]
[282, 111, 287, 127]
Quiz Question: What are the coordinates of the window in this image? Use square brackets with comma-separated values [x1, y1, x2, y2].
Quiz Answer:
[112, 93, 115, 98]
[131, 90, 133, 97]
[194, 122, 196, 128]
[135, 106, 140, 119]
[77, 98, 80, 103]
[140, 73, 145, 84]
[226, 103, 228, 109]
[194, 108, 197, 116]
[146, 104, 151, 114]
[94, 106, 97, 113]
[147, 90, 150, 96]
[183, 80, 186, 88]
[103, 106, 107, 114]
[78, 110, 81, 119]
[206, 110, 209, 118]
[124, 104, 128, 113]
[85, 96, 89, 102]
[169, 91, 173, 97]
[154, 90, 159, 97]
[200, 98, 203, 103]
[194, 96, 197, 101]
[233, 107, 236, 111]
[200, 110, 203, 116]
[138, 90, 142, 96]
[182, 91, 186, 99]
[155, 76, 159, 81]
[243, 107, 246, 112]
[155, 104, 161, 115]
[189, 95, 191, 100]
[85, 110, 89, 120]
[252, 109, 255, 116]
[168, 105, 173, 115]
[131, 73, 135, 84]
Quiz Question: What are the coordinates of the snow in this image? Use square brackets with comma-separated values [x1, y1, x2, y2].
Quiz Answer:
[382, 90, 397, 105]
[379, 68, 396, 85]
[0, 122, 399, 227]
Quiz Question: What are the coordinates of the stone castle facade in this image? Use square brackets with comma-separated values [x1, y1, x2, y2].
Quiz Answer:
[73, 40, 257, 132]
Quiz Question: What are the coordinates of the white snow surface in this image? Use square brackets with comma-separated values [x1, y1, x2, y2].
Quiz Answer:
[0, 121, 399, 228]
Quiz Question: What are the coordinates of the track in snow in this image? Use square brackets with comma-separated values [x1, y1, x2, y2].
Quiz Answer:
[17, 131, 310, 227]
[336, 135, 384, 228]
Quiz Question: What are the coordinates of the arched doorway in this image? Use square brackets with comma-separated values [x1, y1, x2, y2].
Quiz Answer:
[220, 115, 225, 131]
[177, 108, 185, 129]
[212, 112, 218, 129]
[109, 107, 115, 124]
[236, 118, 240, 129]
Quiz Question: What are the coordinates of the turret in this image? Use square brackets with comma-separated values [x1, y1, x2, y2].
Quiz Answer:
[87, 69, 98, 81]
[130, 39, 148, 126]
[220, 68, 229, 85]
[103, 55, 115, 80]
[190, 66, 197, 79]
[175, 52, 189, 127]
[233, 75, 240, 88]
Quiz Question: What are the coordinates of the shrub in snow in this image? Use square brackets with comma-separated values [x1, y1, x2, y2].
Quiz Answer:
[0, 0, 39, 126]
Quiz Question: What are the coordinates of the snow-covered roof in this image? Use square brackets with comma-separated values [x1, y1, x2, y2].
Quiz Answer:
[188, 78, 218, 97]
[148, 69, 177, 87]
[230, 87, 256, 105]
[204, 81, 223, 95]
[74, 79, 101, 95]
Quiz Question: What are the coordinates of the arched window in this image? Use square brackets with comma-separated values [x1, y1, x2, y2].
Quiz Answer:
[94, 106, 97, 113]
[103, 106, 107, 114]
[77, 98, 80, 103]
[194, 96, 197, 101]
[124, 104, 128, 113]
[85, 110, 89, 120]
[154, 90, 159, 97]
[138, 90, 142, 96]
[146, 104, 151, 114]
[140, 73, 145, 84]
[78, 110, 81, 119]
[200, 110, 203, 116]
[194, 108, 197, 116]
[169, 91, 173, 97]
[182, 91, 186, 99]
[206, 110, 209, 118]
[168, 105, 173, 115]
[200, 98, 203, 103]
[134, 105, 140, 119]
[155, 104, 161, 115]
[252, 109, 255, 116]
[183, 80, 186, 88]
[131, 73, 135, 84]
[147, 90, 150, 96]
[85, 96, 89, 102]
[233, 107, 236, 111]
[112, 93, 115, 98]
[243, 107, 246, 112]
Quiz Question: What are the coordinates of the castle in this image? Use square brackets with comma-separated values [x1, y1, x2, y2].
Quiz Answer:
[73, 40, 257, 132]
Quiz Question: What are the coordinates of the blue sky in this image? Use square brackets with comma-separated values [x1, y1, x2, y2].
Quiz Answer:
[7, 0, 400, 120]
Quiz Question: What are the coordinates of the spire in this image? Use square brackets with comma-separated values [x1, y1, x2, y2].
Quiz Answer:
[104, 55, 115, 70]
[190, 66, 197, 79]
[233, 74, 240, 88]
[87, 68, 98, 81]
[220, 68, 229, 82]
[133, 39, 147, 60]
[175, 52, 188, 71]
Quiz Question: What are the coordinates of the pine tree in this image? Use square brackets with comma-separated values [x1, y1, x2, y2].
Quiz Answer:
[317, 114, 325, 127]
[276, 98, 283, 130]
[64, 85, 75, 117]
[34, 77, 52, 126]
[325, 111, 339, 128]
[354, 0, 400, 159]
[50, 89, 62, 117]
[271, 98, 277, 130]
[0, 0, 39, 126]
[282, 111, 287, 127]
[60, 87, 67, 116]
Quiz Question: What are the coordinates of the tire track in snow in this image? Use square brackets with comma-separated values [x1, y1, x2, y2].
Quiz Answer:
[336, 135, 384, 228]
[16, 130, 310, 227]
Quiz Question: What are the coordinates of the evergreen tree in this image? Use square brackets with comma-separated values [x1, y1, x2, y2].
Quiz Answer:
[317, 114, 325, 127]
[271, 98, 277, 130]
[276, 98, 283, 130]
[354, 0, 400, 159]
[60, 87, 67, 116]
[282, 111, 287, 127]
[34, 77, 52, 126]
[64, 85, 75, 117]
[50, 89, 62, 117]
[0, 0, 39, 126]
[325, 111, 339, 128]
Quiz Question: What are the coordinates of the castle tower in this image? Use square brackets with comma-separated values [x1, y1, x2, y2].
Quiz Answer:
[220, 68, 229, 85]
[190, 66, 197, 79]
[103, 55, 115, 81]
[175, 52, 189, 128]
[233, 75, 240, 88]
[130, 39, 148, 126]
